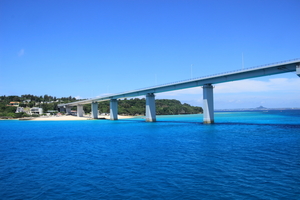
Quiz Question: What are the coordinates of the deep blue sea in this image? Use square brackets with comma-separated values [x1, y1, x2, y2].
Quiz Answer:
[1, 111, 300, 199]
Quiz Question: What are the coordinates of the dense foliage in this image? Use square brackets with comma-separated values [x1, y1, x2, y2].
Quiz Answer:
[0, 104, 30, 118]
[0, 95, 77, 118]
[0, 95, 202, 118]
[84, 98, 203, 116]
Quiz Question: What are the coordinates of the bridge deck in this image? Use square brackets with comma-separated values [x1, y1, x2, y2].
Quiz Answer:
[59, 59, 300, 107]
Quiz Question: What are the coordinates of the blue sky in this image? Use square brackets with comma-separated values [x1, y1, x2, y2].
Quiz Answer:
[1, 0, 299, 109]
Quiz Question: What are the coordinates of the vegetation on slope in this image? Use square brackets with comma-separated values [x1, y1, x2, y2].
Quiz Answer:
[0, 95, 77, 118]
[88, 98, 203, 116]
[0, 95, 202, 118]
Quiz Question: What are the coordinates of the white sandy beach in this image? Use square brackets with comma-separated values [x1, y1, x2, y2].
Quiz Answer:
[31, 115, 135, 121]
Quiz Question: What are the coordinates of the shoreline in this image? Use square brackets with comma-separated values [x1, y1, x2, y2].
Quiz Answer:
[21, 115, 136, 121]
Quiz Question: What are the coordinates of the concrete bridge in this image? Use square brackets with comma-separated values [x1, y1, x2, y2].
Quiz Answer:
[58, 59, 300, 123]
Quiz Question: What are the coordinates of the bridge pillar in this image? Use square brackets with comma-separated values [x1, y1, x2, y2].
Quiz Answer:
[110, 99, 118, 120]
[77, 105, 84, 117]
[146, 93, 156, 122]
[91, 102, 98, 119]
[297, 64, 300, 77]
[66, 106, 72, 115]
[203, 84, 214, 124]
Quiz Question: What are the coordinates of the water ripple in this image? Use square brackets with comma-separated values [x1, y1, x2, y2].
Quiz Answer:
[1, 112, 300, 199]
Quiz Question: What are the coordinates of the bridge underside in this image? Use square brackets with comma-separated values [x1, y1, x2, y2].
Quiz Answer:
[59, 88, 215, 124]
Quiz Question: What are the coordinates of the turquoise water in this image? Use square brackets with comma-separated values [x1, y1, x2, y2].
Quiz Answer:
[0, 111, 300, 199]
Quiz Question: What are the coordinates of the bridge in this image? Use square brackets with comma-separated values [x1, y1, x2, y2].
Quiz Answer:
[58, 59, 300, 123]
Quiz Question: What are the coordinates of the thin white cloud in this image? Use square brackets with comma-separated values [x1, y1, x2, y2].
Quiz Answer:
[75, 96, 82, 99]
[154, 77, 300, 108]
[157, 78, 300, 96]
[18, 49, 25, 56]
[215, 78, 300, 93]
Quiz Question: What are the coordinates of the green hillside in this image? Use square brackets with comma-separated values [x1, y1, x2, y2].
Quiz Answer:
[0, 95, 202, 118]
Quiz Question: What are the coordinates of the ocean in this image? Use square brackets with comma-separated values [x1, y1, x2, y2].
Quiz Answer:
[0, 111, 299, 199]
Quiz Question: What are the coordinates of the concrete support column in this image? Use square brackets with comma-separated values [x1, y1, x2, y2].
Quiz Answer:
[66, 106, 72, 115]
[77, 105, 84, 117]
[110, 99, 118, 120]
[91, 102, 98, 119]
[297, 64, 300, 77]
[203, 84, 214, 124]
[146, 93, 156, 122]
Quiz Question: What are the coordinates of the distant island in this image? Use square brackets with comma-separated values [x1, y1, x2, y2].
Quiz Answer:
[215, 106, 300, 111]
[0, 94, 203, 119]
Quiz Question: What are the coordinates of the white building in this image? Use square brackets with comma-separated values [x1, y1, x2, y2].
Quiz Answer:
[15, 107, 24, 113]
[30, 107, 43, 115]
